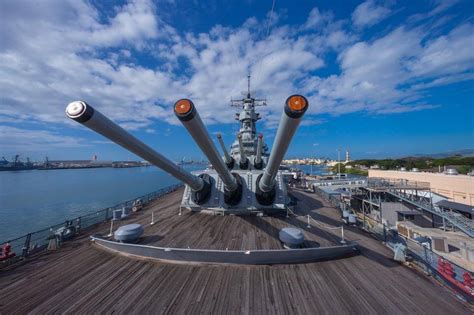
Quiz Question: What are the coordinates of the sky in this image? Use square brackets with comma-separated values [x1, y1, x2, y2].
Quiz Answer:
[0, 0, 473, 162]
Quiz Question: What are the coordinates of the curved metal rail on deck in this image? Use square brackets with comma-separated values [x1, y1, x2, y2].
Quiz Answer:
[91, 236, 359, 265]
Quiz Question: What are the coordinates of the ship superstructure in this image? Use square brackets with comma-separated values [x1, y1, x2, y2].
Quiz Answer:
[228, 76, 269, 166]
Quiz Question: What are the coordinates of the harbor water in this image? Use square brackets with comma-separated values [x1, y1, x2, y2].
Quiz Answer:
[0, 166, 200, 241]
[294, 164, 328, 175]
[0, 164, 325, 241]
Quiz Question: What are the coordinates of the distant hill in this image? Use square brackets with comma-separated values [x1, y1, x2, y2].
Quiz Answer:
[409, 149, 474, 158]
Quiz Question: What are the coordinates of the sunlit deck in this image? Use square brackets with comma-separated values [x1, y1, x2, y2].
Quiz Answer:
[0, 188, 469, 313]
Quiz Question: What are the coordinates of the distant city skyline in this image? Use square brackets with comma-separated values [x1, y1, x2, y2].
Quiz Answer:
[1, 1, 473, 161]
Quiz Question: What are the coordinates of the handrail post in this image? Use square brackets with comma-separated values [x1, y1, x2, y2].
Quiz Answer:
[23, 233, 31, 257]
[151, 211, 155, 225]
[107, 220, 114, 238]
[0, 183, 183, 256]
[340, 226, 346, 244]
[77, 217, 82, 233]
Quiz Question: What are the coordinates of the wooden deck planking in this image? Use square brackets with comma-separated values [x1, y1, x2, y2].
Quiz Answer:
[0, 188, 470, 314]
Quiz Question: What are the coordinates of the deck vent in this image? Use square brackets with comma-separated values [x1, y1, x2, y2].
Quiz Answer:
[279, 228, 304, 248]
[114, 223, 144, 243]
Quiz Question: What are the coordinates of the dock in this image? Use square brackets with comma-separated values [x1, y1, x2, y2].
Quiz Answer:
[0, 188, 470, 313]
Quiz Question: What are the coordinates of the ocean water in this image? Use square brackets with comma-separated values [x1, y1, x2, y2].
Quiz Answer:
[294, 164, 328, 175]
[0, 164, 328, 241]
[0, 166, 201, 241]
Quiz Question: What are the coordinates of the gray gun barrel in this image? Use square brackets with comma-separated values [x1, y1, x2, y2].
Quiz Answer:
[216, 133, 234, 168]
[255, 134, 263, 165]
[237, 133, 249, 169]
[259, 95, 309, 193]
[65, 101, 204, 192]
[174, 99, 238, 192]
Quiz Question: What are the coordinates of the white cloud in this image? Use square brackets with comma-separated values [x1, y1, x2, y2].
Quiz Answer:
[304, 7, 333, 29]
[0, 0, 472, 139]
[302, 22, 474, 116]
[408, 24, 474, 79]
[409, 0, 460, 23]
[352, 1, 391, 28]
[0, 126, 87, 152]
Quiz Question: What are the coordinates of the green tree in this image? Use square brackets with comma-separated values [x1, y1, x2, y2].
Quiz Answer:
[331, 163, 346, 173]
[456, 165, 472, 174]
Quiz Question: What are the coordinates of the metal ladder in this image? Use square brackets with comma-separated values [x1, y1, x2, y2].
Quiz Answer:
[388, 191, 474, 238]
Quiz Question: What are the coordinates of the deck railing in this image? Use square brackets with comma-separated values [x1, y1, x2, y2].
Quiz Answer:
[372, 225, 473, 302]
[1, 184, 183, 263]
[312, 186, 473, 302]
[367, 177, 431, 190]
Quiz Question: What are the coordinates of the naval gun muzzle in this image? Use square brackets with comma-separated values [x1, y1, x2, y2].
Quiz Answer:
[65, 101, 211, 204]
[216, 133, 234, 169]
[256, 95, 309, 205]
[174, 99, 243, 206]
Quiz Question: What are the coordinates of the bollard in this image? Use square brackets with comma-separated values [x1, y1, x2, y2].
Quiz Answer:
[107, 220, 114, 237]
[307, 215, 311, 229]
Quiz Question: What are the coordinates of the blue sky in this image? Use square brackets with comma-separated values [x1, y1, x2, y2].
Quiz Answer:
[0, 0, 473, 161]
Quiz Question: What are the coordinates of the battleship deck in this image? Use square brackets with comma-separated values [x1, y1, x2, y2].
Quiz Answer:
[0, 188, 469, 314]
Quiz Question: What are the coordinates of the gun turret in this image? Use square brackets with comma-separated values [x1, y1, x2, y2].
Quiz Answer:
[237, 134, 249, 169]
[216, 133, 234, 169]
[174, 99, 243, 205]
[66, 101, 211, 204]
[254, 134, 263, 170]
[256, 95, 308, 205]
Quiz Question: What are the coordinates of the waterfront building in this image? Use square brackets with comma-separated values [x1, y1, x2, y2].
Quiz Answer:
[369, 170, 474, 206]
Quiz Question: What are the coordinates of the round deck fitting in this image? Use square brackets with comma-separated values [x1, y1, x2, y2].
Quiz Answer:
[224, 173, 243, 206]
[192, 174, 212, 204]
[253, 157, 263, 170]
[279, 227, 304, 248]
[114, 223, 144, 243]
[226, 157, 235, 170]
[255, 174, 276, 206]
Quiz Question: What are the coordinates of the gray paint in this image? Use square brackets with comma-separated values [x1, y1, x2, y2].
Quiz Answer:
[92, 236, 359, 265]
[255, 135, 263, 165]
[178, 105, 238, 192]
[279, 228, 304, 247]
[114, 224, 144, 243]
[259, 108, 306, 192]
[238, 134, 248, 165]
[65, 101, 204, 191]
[216, 133, 232, 164]
[181, 169, 288, 213]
